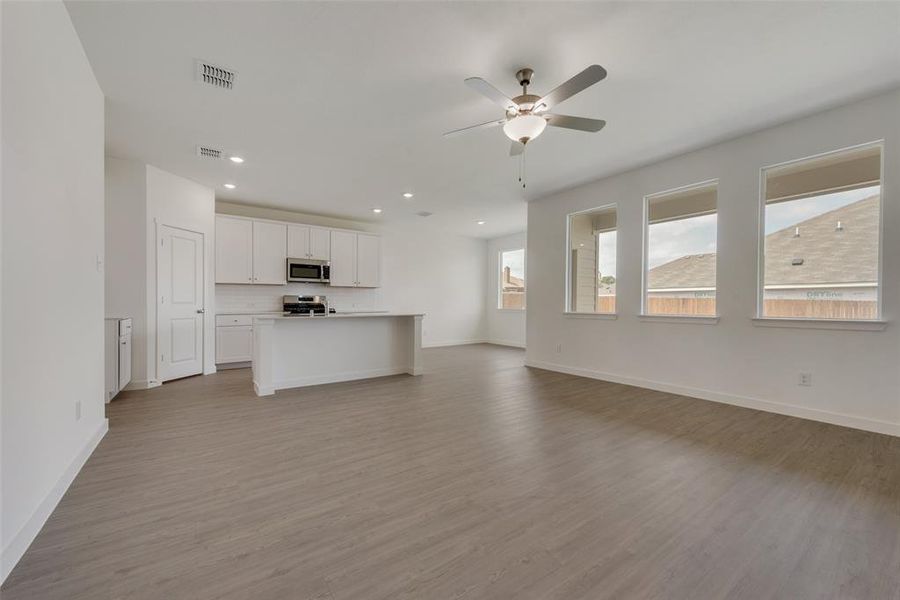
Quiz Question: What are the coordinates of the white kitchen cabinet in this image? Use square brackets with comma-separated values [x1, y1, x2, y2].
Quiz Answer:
[287, 225, 310, 259]
[252, 221, 287, 284]
[309, 227, 331, 260]
[216, 216, 254, 283]
[329, 231, 381, 288]
[356, 233, 381, 287]
[216, 325, 253, 363]
[329, 230, 357, 287]
[288, 225, 330, 261]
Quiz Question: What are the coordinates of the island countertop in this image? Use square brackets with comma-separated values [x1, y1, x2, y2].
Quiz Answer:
[254, 312, 424, 321]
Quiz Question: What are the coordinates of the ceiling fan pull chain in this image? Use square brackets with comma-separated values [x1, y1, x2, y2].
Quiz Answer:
[521, 147, 527, 189]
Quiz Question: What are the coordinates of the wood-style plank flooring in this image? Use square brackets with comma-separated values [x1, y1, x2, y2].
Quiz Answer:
[3, 344, 899, 599]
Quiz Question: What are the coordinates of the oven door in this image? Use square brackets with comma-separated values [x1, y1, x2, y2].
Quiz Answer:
[287, 260, 325, 282]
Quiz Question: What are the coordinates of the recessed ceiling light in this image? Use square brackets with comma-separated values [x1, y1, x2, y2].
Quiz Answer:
[372, 208, 383, 214]
[402, 192, 414, 199]
[476, 220, 486, 225]
[224, 183, 236, 189]
[229, 156, 244, 163]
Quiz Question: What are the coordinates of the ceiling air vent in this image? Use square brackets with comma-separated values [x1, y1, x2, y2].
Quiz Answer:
[196, 145, 225, 160]
[195, 60, 236, 90]
[416, 211, 433, 218]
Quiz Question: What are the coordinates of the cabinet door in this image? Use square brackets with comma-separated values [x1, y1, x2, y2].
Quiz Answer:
[252, 221, 287, 284]
[309, 227, 331, 261]
[216, 326, 253, 363]
[329, 230, 357, 287]
[215, 216, 253, 283]
[356, 234, 381, 288]
[118, 335, 132, 390]
[287, 225, 310, 259]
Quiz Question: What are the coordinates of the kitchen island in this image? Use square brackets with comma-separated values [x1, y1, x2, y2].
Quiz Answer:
[251, 313, 424, 396]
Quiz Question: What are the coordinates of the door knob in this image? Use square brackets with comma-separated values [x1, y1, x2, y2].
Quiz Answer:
[196, 308, 205, 314]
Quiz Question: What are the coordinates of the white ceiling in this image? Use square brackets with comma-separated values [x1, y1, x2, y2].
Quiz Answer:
[66, 1, 900, 239]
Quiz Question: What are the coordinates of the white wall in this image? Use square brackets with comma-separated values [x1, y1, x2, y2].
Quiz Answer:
[214, 204, 487, 347]
[1, 1, 107, 581]
[526, 89, 900, 436]
[105, 157, 149, 384]
[485, 232, 527, 348]
[105, 160, 215, 386]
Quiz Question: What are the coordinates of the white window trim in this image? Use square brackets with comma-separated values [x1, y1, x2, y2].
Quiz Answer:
[498, 247, 525, 311]
[641, 179, 719, 319]
[638, 314, 720, 325]
[564, 312, 618, 320]
[752, 317, 887, 331]
[564, 203, 618, 315]
[756, 140, 885, 322]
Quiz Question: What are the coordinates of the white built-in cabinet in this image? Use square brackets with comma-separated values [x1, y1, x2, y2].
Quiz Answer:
[252, 221, 287, 284]
[215, 315, 254, 364]
[215, 216, 254, 283]
[215, 214, 379, 287]
[287, 225, 330, 260]
[329, 231, 381, 288]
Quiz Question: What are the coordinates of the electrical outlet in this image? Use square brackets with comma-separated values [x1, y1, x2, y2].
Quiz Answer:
[75, 400, 82, 420]
[798, 373, 812, 387]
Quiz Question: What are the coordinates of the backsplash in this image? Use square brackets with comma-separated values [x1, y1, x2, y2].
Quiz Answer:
[216, 283, 384, 314]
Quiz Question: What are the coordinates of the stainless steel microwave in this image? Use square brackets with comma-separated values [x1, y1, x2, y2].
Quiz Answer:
[286, 258, 330, 283]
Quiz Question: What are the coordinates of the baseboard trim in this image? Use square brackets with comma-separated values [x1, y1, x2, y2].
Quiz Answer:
[525, 359, 900, 437]
[423, 339, 486, 348]
[1, 419, 109, 583]
[486, 339, 526, 349]
[271, 366, 411, 392]
[123, 379, 161, 391]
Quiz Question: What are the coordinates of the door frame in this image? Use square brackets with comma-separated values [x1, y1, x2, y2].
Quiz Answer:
[155, 222, 207, 382]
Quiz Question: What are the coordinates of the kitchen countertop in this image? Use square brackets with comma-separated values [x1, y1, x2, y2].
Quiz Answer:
[256, 312, 422, 320]
[217, 310, 391, 316]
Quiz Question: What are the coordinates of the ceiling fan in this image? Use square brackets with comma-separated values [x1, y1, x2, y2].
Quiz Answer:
[444, 65, 608, 156]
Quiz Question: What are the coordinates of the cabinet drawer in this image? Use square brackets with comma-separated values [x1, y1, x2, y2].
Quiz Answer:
[216, 314, 254, 327]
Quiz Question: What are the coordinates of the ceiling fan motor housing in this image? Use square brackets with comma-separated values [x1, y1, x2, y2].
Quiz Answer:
[516, 68, 534, 88]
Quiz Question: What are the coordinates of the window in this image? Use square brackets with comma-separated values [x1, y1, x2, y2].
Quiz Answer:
[760, 143, 881, 320]
[567, 205, 617, 313]
[499, 248, 525, 309]
[644, 182, 718, 316]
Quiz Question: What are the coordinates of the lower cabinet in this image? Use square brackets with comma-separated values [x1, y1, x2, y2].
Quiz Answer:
[215, 315, 254, 364]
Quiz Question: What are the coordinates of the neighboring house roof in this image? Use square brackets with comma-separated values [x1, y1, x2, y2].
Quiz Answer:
[502, 273, 524, 289]
[647, 195, 878, 289]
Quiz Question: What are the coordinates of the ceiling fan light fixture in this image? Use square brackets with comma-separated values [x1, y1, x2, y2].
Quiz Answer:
[503, 114, 547, 144]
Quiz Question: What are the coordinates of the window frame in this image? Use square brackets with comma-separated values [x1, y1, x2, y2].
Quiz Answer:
[641, 179, 720, 319]
[755, 140, 885, 323]
[564, 203, 618, 316]
[497, 247, 526, 311]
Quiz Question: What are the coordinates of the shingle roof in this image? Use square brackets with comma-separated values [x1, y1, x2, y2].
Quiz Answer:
[647, 195, 878, 289]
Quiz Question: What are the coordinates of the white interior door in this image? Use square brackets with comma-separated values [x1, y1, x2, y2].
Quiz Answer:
[158, 225, 204, 382]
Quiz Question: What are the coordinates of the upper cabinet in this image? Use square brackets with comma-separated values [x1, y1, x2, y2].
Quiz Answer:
[287, 225, 330, 261]
[216, 216, 253, 284]
[329, 231, 381, 288]
[252, 221, 287, 284]
[216, 214, 379, 287]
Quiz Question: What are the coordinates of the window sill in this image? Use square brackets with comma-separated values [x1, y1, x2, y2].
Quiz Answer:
[496, 308, 526, 312]
[752, 317, 887, 331]
[638, 314, 719, 325]
[563, 312, 618, 320]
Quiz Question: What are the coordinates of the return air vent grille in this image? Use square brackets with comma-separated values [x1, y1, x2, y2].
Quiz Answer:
[196, 145, 224, 160]
[195, 60, 236, 90]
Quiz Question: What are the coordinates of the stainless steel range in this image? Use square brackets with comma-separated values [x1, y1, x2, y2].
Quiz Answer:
[283, 295, 334, 316]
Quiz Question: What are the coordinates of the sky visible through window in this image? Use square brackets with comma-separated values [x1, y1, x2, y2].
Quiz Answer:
[598, 231, 616, 279]
[647, 213, 717, 269]
[765, 185, 877, 235]
[502, 249, 525, 280]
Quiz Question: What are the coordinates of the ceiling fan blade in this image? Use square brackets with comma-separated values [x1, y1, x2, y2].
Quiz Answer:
[545, 114, 606, 132]
[443, 118, 506, 137]
[534, 64, 607, 112]
[509, 141, 525, 156]
[464, 77, 518, 112]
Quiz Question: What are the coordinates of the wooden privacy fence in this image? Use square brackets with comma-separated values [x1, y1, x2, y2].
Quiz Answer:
[638, 296, 876, 319]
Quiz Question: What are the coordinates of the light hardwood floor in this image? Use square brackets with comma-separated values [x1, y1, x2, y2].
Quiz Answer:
[3, 344, 899, 599]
